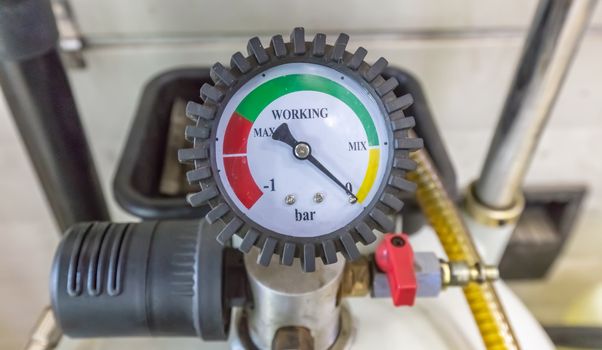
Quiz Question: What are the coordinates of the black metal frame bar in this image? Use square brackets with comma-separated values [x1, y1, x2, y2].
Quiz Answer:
[0, 0, 109, 231]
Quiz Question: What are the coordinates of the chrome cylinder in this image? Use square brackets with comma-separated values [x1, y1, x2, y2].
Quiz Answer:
[475, 0, 597, 209]
[24, 308, 62, 350]
[243, 249, 345, 350]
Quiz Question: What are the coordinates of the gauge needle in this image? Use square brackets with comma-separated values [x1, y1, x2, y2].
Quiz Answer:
[272, 123, 358, 202]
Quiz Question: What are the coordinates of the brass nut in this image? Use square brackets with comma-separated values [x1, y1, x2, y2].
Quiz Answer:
[464, 181, 525, 227]
[339, 256, 371, 298]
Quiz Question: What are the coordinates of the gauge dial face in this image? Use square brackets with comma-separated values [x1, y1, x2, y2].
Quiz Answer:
[214, 63, 391, 238]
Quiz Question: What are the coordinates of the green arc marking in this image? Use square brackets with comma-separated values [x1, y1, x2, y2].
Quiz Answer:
[235, 74, 379, 146]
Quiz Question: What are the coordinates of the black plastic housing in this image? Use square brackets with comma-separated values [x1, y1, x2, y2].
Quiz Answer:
[499, 186, 586, 279]
[113, 68, 212, 220]
[51, 219, 238, 340]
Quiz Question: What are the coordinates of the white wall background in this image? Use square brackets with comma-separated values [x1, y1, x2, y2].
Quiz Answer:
[2, 0, 602, 348]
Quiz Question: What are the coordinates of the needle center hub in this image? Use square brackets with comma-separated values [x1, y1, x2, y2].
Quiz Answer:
[294, 142, 311, 160]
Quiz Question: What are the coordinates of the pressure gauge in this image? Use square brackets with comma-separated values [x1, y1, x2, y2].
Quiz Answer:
[179, 28, 421, 271]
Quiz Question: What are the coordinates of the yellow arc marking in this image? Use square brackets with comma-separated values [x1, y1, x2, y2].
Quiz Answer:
[356, 148, 380, 203]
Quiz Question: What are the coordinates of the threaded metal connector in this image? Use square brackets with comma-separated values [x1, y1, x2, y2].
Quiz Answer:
[440, 261, 499, 287]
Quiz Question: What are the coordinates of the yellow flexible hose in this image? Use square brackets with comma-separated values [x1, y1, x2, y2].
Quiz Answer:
[408, 149, 520, 350]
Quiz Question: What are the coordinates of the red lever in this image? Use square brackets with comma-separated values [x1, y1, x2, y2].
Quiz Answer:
[375, 233, 417, 306]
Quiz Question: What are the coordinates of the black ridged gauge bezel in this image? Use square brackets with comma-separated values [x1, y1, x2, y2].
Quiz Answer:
[179, 27, 422, 272]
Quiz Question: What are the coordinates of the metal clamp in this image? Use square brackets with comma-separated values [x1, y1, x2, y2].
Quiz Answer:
[465, 181, 525, 227]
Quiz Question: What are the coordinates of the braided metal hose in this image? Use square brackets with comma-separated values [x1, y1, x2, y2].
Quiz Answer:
[408, 148, 519, 350]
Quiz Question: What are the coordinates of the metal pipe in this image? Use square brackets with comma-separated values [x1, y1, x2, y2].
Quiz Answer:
[242, 249, 348, 350]
[1, 2, 109, 349]
[0, 1, 109, 231]
[0, 0, 58, 61]
[475, 0, 597, 209]
[24, 308, 62, 350]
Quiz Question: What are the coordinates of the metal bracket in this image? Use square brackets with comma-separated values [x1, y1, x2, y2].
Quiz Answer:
[52, 0, 85, 68]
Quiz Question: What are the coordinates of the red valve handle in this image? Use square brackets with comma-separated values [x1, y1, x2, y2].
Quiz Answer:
[375, 233, 417, 306]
